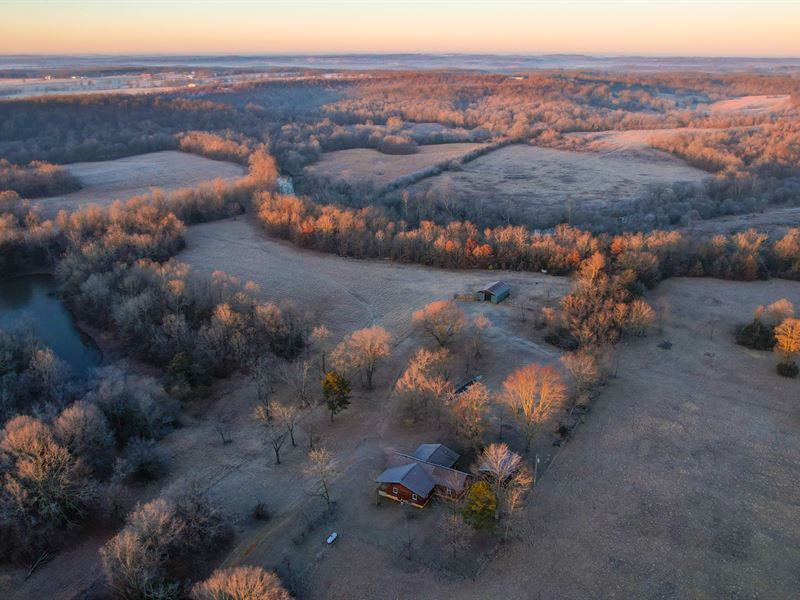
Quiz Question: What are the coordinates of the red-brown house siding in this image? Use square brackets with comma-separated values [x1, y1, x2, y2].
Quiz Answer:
[378, 483, 430, 508]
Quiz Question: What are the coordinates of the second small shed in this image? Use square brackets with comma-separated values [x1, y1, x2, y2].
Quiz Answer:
[476, 281, 510, 304]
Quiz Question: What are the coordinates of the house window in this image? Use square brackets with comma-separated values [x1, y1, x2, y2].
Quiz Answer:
[392, 487, 398, 495]
[412, 494, 418, 501]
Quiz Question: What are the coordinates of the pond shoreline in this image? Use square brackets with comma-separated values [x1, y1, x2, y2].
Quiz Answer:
[0, 272, 104, 374]
[0, 267, 56, 283]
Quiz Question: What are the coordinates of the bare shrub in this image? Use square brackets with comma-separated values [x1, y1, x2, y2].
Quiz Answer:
[86, 366, 178, 445]
[172, 483, 232, 555]
[114, 437, 168, 483]
[765, 299, 795, 326]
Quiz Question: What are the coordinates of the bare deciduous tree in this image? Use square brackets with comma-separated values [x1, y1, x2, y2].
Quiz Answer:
[249, 355, 278, 421]
[624, 298, 656, 337]
[437, 511, 471, 560]
[303, 447, 338, 511]
[191, 565, 291, 600]
[473, 443, 532, 536]
[469, 313, 490, 359]
[500, 364, 567, 452]
[560, 348, 607, 408]
[282, 359, 313, 408]
[2, 415, 97, 534]
[412, 300, 465, 347]
[53, 400, 115, 476]
[253, 405, 287, 465]
[331, 326, 392, 389]
[450, 382, 489, 450]
[273, 401, 300, 447]
[395, 347, 451, 422]
[310, 325, 333, 376]
[775, 317, 800, 362]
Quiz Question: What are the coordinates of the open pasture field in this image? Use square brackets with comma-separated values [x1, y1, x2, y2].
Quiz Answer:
[308, 276, 800, 599]
[564, 127, 721, 155]
[32, 151, 246, 214]
[180, 216, 569, 342]
[682, 206, 800, 237]
[303, 142, 487, 188]
[0, 75, 183, 99]
[407, 143, 707, 222]
[707, 94, 793, 114]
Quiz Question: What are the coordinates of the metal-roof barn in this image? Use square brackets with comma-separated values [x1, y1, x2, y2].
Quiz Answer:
[412, 443, 459, 468]
[476, 281, 510, 304]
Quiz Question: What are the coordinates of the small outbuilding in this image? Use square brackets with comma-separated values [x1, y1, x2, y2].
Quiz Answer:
[476, 281, 510, 304]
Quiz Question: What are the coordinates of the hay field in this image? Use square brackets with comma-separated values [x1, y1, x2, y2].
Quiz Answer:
[33, 151, 246, 214]
[407, 143, 707, 220]
[179, 216, 568, 342]
[304, 142, 487, 188]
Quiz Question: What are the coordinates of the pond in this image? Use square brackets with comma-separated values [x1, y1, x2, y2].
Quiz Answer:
[0, 274, 102, 376]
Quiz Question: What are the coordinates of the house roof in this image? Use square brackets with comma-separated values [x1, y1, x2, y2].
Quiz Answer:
[390, 452, 471, 493]
[413, 443, 460, 468]
[376, 463, 435, 497]
[479, 281, 510, 296]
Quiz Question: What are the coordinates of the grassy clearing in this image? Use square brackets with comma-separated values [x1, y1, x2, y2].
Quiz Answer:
[304, 143, 487, 188]
[33, 151, 246, 214]
[407, 143, 707, 221]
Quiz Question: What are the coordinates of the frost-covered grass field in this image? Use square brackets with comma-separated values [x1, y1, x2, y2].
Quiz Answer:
[304, 142, 487, 188]
[33, 151, 246, 214]
[407, 142, 707, 219]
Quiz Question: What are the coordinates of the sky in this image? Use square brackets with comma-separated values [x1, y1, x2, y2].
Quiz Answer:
[1, 0, 799, 57]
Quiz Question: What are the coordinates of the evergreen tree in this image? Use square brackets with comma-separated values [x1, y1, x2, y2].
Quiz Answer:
[322, 371, 351, 422]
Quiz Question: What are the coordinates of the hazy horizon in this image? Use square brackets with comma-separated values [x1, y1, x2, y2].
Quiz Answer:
[3, 1, 800, 56]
